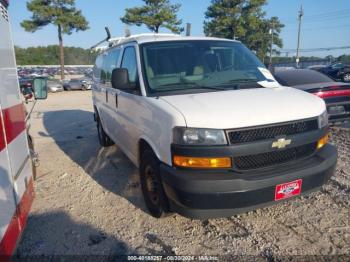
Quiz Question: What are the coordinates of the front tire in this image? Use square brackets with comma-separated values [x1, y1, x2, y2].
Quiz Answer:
[140, 149, 169, 218]
[96, 114, 114, 147]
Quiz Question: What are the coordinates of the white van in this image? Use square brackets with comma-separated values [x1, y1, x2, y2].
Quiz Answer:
[92, 34, 337, 219]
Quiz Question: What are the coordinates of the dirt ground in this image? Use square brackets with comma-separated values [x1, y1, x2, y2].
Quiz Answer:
[16, 91, 350, 261]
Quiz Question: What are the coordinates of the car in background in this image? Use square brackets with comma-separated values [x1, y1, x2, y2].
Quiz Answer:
[274, 69, 350, 124]
[47, 80, 64, 93]
[312, 62, 350, 82]
[19, 77, 34, 98]
[307, 65, 327, 71]
[81, 78, 92, 89]
[63, 78, 91, 91]
[19, 76, 33, 88]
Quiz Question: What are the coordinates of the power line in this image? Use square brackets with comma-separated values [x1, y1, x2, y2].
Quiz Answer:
[303, 8, 350, 19]
[279, 8, 350, 23]
[284, 14, 350, 25]
[283, 24, 350, 32]
[280, 46, 350, 53]
[303, 14, 350, 23]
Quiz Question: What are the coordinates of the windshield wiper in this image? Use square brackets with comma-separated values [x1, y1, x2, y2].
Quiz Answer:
[156, 82, 227, 91]
[213, 79, 261, 89]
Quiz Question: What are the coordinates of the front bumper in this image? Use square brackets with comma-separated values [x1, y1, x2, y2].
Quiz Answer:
[160, 144, 337, 219]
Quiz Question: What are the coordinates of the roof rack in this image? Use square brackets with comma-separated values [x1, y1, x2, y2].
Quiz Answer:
[91, 28, 181, 52]
[107, 33, 180, 47]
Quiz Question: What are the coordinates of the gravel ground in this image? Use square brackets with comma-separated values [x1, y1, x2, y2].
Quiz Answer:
[16, 91, 350, 261]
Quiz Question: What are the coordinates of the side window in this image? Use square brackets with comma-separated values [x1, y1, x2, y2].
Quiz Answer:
[121, 47, 138, 83]
[93, 54, 103, 80]
[101, 48, 121, 84]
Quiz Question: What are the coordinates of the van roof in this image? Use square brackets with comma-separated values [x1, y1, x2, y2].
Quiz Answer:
[97, 33, 238, 50]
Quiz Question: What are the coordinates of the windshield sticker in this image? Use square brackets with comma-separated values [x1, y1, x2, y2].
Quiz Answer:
[257, 80, 281, 88]
[258, 67, 277, 82]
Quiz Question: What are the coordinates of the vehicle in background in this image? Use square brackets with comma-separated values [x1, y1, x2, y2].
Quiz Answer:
[81, 78, 92, 89]
[47, 80, 64, 93]
[19, 77, 34, 99]
[274, 69, 350, 124]
[273, 66, 295, 72]
[63, 78, 91, 91]
[312, 62, 350, 82]
[307, 65, 327, 71]
[0, 0, 48, 258]
[19, 76, 33, 88]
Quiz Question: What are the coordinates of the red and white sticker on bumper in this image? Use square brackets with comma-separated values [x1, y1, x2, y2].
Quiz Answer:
[275, 179, 302, 201]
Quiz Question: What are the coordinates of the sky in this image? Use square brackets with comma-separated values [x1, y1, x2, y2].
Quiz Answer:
[8, 0, 350, 58]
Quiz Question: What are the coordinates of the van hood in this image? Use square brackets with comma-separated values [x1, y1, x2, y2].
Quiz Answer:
[160, 86, 325, 129]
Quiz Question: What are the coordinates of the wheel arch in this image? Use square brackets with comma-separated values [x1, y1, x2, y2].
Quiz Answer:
[138, 137, 162, 167]
[93, 105, 99, 122]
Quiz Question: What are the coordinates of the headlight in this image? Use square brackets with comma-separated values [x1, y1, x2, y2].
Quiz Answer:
[173, 127, 227, 145]
[318, 110, 328, 129]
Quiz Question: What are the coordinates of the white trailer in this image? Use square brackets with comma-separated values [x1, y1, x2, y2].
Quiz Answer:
[0, 0, 47, 258]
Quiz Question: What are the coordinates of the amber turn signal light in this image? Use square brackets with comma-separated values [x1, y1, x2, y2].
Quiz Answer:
[317, 133, 329, 149]
[173, 155, 232, 168]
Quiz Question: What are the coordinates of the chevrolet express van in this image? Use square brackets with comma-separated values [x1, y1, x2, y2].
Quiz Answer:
[92, 34, 337, 219]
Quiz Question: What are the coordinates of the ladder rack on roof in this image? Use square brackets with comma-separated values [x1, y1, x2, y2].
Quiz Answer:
[107, 33, 180, 47]
[90, 27, 181, 52]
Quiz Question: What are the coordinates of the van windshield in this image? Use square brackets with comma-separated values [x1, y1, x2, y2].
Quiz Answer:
[141, 40, 266, 95]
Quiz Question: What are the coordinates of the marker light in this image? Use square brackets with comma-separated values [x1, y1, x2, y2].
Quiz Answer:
[317, 134, 329, 149]
[173, 155, 232, 168]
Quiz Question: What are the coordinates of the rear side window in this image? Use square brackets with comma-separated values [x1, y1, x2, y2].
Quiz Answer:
[101, 48, 121, 84]
[121, 47, 138, 83]
[93, 54, 103, 80]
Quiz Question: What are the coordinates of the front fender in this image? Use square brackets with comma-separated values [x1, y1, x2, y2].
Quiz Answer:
[138, 135, 163, 167]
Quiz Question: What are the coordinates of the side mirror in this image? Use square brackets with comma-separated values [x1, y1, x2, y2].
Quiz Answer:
[33, 77, 48, 100]
[111, 68, 134, 90]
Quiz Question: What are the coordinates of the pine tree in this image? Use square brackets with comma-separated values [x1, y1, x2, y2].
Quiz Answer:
[204, 0, 284, 61]
[121, 0, 183, 34]
[21, 0, 89, 80]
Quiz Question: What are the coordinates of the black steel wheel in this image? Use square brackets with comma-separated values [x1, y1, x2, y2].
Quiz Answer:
[140, 149, 169, 218]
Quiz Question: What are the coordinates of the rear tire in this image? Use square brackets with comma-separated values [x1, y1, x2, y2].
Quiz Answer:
[96, 113, 114, 147]
[140, 149, 169, 218]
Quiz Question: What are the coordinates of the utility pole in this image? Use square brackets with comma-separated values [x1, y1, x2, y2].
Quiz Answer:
[269, 21, 275, 68]
[296, 5, 304, 68]
[186, 23, 191, 36]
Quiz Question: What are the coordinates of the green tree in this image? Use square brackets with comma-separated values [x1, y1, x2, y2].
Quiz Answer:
[337, 54, 350, 63]
[15, 45, 97, 65]
[204, 0, 284, 61]
[21, 0, 89, 79]
[121, 0, 183, 34]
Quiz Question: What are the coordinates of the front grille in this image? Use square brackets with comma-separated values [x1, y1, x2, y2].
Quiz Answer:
[235, 143, 317, 170]
[227, 119, 318, 144]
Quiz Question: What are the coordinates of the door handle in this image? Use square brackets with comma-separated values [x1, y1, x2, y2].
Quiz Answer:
[115, 93, 118, 108]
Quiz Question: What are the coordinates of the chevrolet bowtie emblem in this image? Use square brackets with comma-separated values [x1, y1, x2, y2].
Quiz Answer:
[272, 138, 291, 149]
